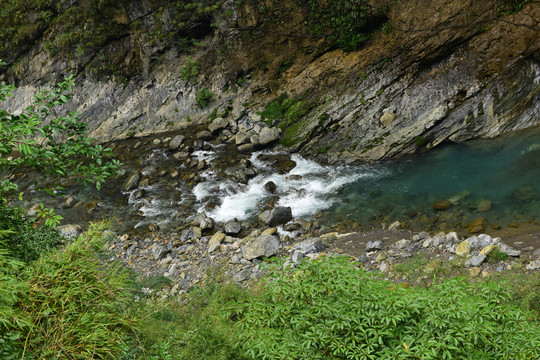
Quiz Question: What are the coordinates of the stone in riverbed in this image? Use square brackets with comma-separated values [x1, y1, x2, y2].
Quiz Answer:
[58, 224, 83, 239]
[263, 181, 277, 193]
[498, 243, 521, 257]
[192, 213, 215, 230]
[208, 117, 228, 133]
[476, 199, 492, 212]
[242, 234, 280, 260]
[260, 206, 293, 227]
[224, 219, 241, 234]
[196, 130, 212, 140]
[433, 199, 452, 211]
[465, 255, 486, 267]
[122, 173, 140, 191]
[169, 135, 185, 150]
[468, 217, 486, 234]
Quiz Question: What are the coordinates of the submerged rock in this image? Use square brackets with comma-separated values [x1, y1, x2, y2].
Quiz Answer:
[433, 199, 452, 211]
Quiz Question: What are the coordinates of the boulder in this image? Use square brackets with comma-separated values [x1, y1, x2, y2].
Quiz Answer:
[208, 117, 228, 133]
[465, 255, 486, 267]
[498, 243, 521, 257]
[293, 238, 327, 254]
[192, 213, 215, 230]
[526, 260, 540, 270]
[260, 206, 293, 227]
[243, 234, 280, 260]
[388, 221, 401, 231]
[456, 240, 471, 257]
[224, 219, 241, 234]
[196, 130, 212, 140]
[259, 127, 280, 145]
[263, 181, 277, 193]
[169, 135, 185, 150]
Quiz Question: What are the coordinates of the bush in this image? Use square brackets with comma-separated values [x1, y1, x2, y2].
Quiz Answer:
[0, 222, 138, 359]
[230, 256, 540, 360]
[196, 88, 214, 108]
[180, 57, 199, 83]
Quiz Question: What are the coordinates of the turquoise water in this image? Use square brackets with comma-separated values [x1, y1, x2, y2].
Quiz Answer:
[324, 127, 540, 234]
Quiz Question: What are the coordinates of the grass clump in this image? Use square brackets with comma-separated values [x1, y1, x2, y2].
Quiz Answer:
[230, 256, 540, 359]
[180, 57, 199, 83]
[259, 95, 309, 128]
[0, 222, 137, 359]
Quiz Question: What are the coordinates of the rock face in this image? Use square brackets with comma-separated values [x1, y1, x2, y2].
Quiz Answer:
[242, 234, 280, 260]
[2, 0, 538, 161]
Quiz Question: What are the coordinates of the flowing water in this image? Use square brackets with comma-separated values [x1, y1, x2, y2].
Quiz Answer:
[14, 127, 540, 237]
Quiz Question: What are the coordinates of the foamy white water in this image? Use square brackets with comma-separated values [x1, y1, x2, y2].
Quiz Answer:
[194, 151, 379, 223]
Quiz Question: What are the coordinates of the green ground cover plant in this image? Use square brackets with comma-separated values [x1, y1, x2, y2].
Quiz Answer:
[230, 256, 540, 360]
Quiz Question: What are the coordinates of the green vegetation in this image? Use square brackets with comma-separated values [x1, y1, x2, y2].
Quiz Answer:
[180, 57, 200, 83]
[231, 256, 539, 359]
[302, 0, 384, 51]
[486, 247, 509, 263]
[498, 0, 531, 15]
[196, 88, 214, 108]
[0, 223, 136, 359]
[259, 95, 309, 128]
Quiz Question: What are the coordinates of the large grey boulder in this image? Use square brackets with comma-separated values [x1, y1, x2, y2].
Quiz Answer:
[259, 127, 280, 145]
[224, 219, 242, 234]
[260, 206, 293, 227]
[209, 117, 228, 133]
[243, 234, 280, 260]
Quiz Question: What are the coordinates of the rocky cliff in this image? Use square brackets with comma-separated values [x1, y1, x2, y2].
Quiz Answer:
[1, 0, 539, 163]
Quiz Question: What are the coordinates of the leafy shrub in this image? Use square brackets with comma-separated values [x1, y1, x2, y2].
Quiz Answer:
[231, 256, 540, 360]
[196, 88, 214, 108]
[180, 57, 199, 83]
[0, 206, 63, 263]
[486, 247, 508, 263]
[259, 95, 309, 127]
[0, 222, 138, 359]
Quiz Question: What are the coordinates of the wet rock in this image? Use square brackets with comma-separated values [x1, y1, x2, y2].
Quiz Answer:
[433, 199, 452, 211]
[468, 217, 486, 234]
[62, 196, 76, 209]
[133, 189, 146, 199]
[256, 154, 296, 174]
[476, 199, 492, 212]
[260, 206, 293, 227]
[388, 221, 401, 231]
[192, 213, 215, 230]
[456, 240, 471, 257]
[366, 240, 383, 251]
[196, 130, 212, 140]
[224, 219, 242, 234]
[169, 135, 185, 150]
[264, 181, 277, 193]
[85, 201, 98, 215]
[235, 132, 249, 145]
[238, 144, 254, 152]
[208, 117, 228, 133]
[122, 173, 140, 191]
[243, 234, 280, 260]
[58, 224, 83, 239]
[259, 127, 280, 145]
[208, 232, 226, 253]
[284, 222, 302, 232]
